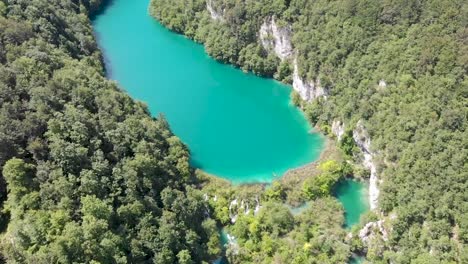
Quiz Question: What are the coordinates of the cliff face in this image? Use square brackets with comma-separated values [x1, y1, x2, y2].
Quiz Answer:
[292, 58, 328, 101]
[258, 17, 327, 102]
[353, 120, 379, 210]
[206, 0, 223, 21]
[331, 120, 345, 141]
[259, 17, 293, 61]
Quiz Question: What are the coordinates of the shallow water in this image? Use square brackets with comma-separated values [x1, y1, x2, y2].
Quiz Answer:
[334, 179, 370, 228]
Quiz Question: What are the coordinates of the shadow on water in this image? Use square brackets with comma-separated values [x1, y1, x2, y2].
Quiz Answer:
[349, 255, 364, 264]
[89, 0, 116, 20]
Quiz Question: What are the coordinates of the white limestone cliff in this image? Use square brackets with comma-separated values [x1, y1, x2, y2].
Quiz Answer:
[259, 17, 293, 61]
[228, 198, 260, 223]
[229, 199, 238, 223]
[258, 17, 327, 101]
[332, 120, 345, 141]
[379, 79, 387, 88]
[359, 220, 389, 244]
[353, 120, 379, 210]
[292, 58, 328, 101]
[206, 0, 223, 21]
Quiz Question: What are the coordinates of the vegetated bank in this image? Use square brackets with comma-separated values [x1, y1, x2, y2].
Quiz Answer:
[150, 0, 467, 262]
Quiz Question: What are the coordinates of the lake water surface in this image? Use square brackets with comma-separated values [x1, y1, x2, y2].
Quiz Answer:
[93, 0, 323, 183]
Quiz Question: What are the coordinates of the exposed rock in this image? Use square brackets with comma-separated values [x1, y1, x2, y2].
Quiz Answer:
[229, 198, 258, 223]
[229, 199, 238, 223]
[379, 79, 387, 88]
[353, 120, 379, 210]
[359, 220, 388, 244]
[259, 17, 293, 60]
[206, 0, 223, 21]
[332, 120, 345, 141]
[292, 58, 328, 101]
[258, 17, 327, 101]
[254, 196, 261, 215]
[358, 220, 389, 247]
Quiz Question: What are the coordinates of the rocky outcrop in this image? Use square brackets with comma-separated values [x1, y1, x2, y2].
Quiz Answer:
[292, 58, 328, 101]
[254, 197, 261, 215]
[206, 0, 223, 21]
[229, 199, 238, 223]
[379, 79, 387, 88]
[257, 17, 325, 101]
[353, 120, 379, 210]
[359, 220, 388, 244]
[332, 120, 345, 141]
[258, 17, 327, 102]
[259, 17, 293, 61]
[228, 197, 260, 223]
[358, 213, 395, 250]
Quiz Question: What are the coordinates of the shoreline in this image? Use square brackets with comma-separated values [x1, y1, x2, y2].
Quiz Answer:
[197, 131, 342, 207]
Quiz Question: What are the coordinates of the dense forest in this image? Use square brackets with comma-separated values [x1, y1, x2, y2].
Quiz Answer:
[0, 0, 222, 262]
[150, 0, 468, 263]
[0, 0, 466, 263]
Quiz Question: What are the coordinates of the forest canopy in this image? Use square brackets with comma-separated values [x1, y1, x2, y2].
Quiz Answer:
[0, 0, 221, 263]
[151, 0, 467, 263]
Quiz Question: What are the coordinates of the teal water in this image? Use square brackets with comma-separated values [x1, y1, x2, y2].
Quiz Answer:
[334, 180, 369, 228]
[92, 0, 323, 183]
[350, 256, 365, 264]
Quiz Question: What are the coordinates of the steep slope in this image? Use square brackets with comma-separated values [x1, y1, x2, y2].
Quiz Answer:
[0, 0, 220, 262]
[150, 0, 468, 262]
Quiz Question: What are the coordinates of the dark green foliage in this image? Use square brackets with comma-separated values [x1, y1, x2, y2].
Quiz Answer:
[0, 0, 220, 262]
[152, 0, 467, 262]
[340, 130, 357, 157]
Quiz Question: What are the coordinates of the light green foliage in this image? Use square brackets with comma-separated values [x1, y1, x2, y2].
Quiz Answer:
[2, 158, 35, 200]
[0, 2, 5, 17]
[302, 160, 343, 200]
[263, 181, 285, 202]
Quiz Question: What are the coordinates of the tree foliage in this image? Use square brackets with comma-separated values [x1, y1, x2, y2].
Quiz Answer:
[0, 0, 221, 262]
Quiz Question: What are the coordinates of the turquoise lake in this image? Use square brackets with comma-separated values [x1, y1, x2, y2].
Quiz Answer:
[92, 0, 323, 183]
[334, 180, 369, 228]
